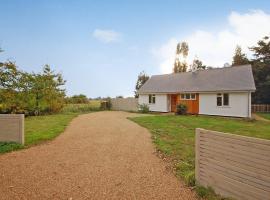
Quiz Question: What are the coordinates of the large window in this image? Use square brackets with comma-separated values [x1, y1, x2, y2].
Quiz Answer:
[148, 94, 156, 104]
[180, 93, 196, 100]
[217, 93, 229, 107]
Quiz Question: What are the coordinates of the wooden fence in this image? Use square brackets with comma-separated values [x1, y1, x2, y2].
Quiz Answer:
[195, 128, 270, 200]
[111, 97, 138, 112]
[0, 114, 24, 144]
[252, 104, 270, 112]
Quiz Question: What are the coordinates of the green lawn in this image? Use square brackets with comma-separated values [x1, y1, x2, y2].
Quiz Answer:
[0, 113, 78, 154]
[130, 115, 270, 199]
[0, 103, 101, 154]
[257, 112, 270, 120]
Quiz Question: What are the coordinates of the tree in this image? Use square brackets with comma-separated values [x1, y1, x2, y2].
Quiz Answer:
[190, 57, 206, 71]
[232, 45, 249, 66]
[173, 42, 189, 73]
[66, 94, 89, 104]
[249, 36, 270, 104]
[134, 71, 149, 98]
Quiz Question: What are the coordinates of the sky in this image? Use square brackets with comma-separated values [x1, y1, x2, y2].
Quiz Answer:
[0, 0, 270, 97]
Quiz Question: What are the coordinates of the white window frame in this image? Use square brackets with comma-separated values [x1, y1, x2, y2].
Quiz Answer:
[180, 93, 196, 100]
[217, 93, 229, 107]
[148, 94, 156, 104]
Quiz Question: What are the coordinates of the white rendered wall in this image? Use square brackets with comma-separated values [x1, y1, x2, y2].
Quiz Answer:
[199, 92, 250, 118]
[138, 94, 169, 112]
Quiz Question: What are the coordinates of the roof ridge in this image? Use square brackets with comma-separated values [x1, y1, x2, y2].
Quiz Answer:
[151, 64, 251, 77]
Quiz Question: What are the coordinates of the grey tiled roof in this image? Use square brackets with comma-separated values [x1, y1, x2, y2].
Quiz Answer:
[138, 65, 256, 94]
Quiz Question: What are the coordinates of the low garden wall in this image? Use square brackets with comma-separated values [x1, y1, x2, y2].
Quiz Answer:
[196, 128, 270, 200]
[111, 98, 138, 112]
[0, 114, 24, 144]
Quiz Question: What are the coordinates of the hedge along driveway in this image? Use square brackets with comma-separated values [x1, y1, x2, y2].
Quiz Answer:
[0, 111, 196, 200]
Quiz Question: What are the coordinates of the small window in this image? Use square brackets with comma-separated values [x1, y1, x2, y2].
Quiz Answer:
[149, 94, 156, 104]
[180, 93, 196, 100]
[217, 95, 222, 106]
[181, 94, 185, 99]
[223, 93, 229, 106]
[217, 93, 229, 107]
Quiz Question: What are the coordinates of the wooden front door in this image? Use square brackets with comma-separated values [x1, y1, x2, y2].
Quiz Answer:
[171, 94, 178, 112]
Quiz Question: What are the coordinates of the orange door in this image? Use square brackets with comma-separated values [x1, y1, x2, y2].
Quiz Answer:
[177, 93, 199, 114]
[171, 94, 177, 112]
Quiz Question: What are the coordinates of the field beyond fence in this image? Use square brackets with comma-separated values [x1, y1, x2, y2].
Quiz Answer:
[252, 104, 270, 112]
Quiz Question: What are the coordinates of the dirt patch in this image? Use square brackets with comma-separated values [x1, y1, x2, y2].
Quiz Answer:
[0, 111, 196, 200]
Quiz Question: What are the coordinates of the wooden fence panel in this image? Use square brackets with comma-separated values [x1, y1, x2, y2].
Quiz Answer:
[0, 114, 24, 144]
[196, 128, 270, 200]
[252, 104, 270, 112]
[111, 97, 138, 112]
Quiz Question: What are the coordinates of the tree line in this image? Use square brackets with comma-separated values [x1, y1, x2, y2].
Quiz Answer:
[0, 59, 66, 115]
[135, 35, 270, 104]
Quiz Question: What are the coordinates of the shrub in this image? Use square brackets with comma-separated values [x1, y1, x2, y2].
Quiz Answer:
[100, 98, 112, 110]
[138, 104, 150, 113]
[176, 103, 188, 115]
[62, 103, 100, 113]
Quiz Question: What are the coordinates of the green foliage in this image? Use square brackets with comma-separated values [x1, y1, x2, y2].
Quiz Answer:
[257, 113, 270, 120]
[250, 36, 270, 104]
[100, 97, 112, 110]
[174, 42, 189, 73]
[135, 71, 149, 98]
[0, 62, 66, 115]
[232, 45, 249, 66]
[65, 94, 89, 104]
[138, 103, 150, 113]
[0, 142, 23, 153]
[62, 103, 100, 113]
[173, 61, 188, 73]
[130, 115, 270, 199]
[192, 58, 206, 70]
[176, 103, 188, 115]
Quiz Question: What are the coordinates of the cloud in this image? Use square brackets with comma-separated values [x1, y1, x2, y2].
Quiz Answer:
[93, 29, 121, 43]
[153, 10, 270, 74]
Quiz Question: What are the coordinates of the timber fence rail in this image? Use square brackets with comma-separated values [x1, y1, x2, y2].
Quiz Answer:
[196, 128, 270, 200]
[252, 104, 270, 112]
[111, 98, 138, 112]
[0, 114, 24, 144]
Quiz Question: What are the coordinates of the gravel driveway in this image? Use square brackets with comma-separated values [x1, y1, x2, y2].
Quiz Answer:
[0, 111, 196, 200]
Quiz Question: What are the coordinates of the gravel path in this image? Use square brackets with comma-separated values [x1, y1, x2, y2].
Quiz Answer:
[0, 111, 196, 200]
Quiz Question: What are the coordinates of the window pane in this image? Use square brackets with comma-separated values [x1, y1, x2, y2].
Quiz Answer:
[149, 95, 151, 103]
[217, 96, 222, 106]
[181, 94, 185, 99]
[223, 93, 229, 106]
[191, 94, 196, 100]
[152, 95, 156, 104]
[186, 93, 190, 99]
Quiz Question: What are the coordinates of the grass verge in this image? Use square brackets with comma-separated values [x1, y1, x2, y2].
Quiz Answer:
[130, 114, 270, 199]
[257, 112, 270, 120]
[0, 103, 101, 154]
